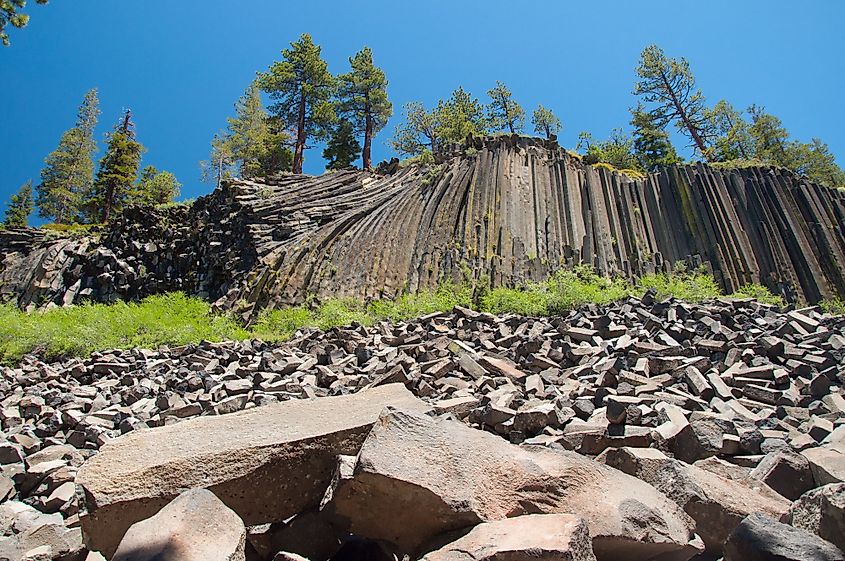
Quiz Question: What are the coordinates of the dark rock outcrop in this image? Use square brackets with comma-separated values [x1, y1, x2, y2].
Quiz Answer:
[2, 137, 844, 316]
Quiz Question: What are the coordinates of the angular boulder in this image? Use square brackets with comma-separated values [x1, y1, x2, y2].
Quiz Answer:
[76, 384, 428, 557]
[112, 488, 245, 561]
[783, 483, 845, 551]
[597, 446, 789, 554]
[422, 514, 597, 561]
[749, 448, 815, 500]
[724, 512, 844, 561]
[324, 408, 701, 561]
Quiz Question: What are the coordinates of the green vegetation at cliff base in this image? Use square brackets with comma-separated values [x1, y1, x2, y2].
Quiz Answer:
[0, 267, 825, 365]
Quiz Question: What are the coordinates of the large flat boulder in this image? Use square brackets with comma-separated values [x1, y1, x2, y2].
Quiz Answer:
[421, 514, 597, 561]
[597, 446, 789, 555]
[112, 488, 245, 561]
[76, 384, 429, 557]
[325, 408, 701, 561]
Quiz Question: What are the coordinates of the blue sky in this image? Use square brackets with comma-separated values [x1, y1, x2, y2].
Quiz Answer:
[1, 0, 844, 220]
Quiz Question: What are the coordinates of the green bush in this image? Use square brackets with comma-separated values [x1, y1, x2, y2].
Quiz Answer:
[636, 270, 722, 302]
[0, 293, 248, 364]
[481, 284, 550, 316]
[368, 283, 472, 322]
[251, 306, 314, 342]
[820, 297, 845, 316]
[727, 283, 785, 307]
[547, 266, 631, 311]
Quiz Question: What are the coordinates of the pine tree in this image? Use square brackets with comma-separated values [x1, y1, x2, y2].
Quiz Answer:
[390, 101, 441, 157]
[89, 110, 144, 223]
[531, 105, 561, 139]
[435, 87, 486, 146]
[486, 81, 525, 134]
[323, 120, 362, 170]
[200, 133, 236, 189]
[337, 47, 392, 170]
[707, 100, 754, 161]
[1, 0, 47, 46]
[630, 104, 681, 172]
[258, 33, 335, 174]
[201, 83, 293, 186]
[36, 88, 100, 223]
[634, 45, 714, 160]
[747, 105, 791, 165]
[130, 166, 181, 206]
[3, 180, 34, 227]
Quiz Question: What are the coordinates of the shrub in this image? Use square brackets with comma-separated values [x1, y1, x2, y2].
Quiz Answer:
[0, 293, 247, 364]
[251, 306, 314, 341]
[481, 284, 550, 316]
[728, 283, 785, 307]
[820, 297, 845, 316]
[369, 283, 472, 322]
[636, 270, 722, 302]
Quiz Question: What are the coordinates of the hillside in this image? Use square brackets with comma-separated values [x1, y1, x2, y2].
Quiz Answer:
[2, 136, 843, 318]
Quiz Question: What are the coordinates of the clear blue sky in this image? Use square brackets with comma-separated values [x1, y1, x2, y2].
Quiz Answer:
[2, 0, 844, 220]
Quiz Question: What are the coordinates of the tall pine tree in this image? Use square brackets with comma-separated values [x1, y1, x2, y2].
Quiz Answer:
[258, 33, 335, 174]
[634, 45, 714, 160]
[89, 110, 143, 223]
[36, 88, 99, 223]
[486, 82, 525, 134]
[3, 180, 34, 227]
[337, 46, 392, 170]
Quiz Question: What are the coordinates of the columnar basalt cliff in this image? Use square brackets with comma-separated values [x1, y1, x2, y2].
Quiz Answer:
[2, 136, 844, 316]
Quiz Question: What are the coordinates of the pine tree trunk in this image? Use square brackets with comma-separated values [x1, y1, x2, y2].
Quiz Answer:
[293, 87, 307, 174]
[363, 98, 373, 170]
[659, 71, 713, 162]
[102, 182, 114, 223]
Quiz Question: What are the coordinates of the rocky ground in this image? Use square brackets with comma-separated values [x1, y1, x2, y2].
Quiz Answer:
[1, 292, 844, 560]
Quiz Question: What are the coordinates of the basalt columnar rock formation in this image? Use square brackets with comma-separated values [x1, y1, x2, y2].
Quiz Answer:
[2, 136, 844, 317]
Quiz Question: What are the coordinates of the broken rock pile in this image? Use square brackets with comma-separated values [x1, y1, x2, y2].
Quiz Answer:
[0, 294, 844, 560]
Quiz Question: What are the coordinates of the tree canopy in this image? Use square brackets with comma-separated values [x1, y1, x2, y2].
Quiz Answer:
[323, 120, 361, 170]
[337, 47, 392, 169]
[630, 104, 681, 172]
[634, 45, 714, 160]
[3, 180, 33, 227]
[531, 105, 561, 140]
[36, 88, 100, 223]
[1, 0, 46, 46]
[130, 166, 181, 206]
[486, 81, 525, 134]
[258, 33, 335, 174]
[87, 110, 144, 223]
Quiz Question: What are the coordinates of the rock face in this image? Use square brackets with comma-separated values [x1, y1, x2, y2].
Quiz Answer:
[421, 514, 597, 561]
[724, 512, 844, 561]
[325, 408, 701, 561]
[2, 136, 845, 315]
[76, 384, 428, 557]
[784, 483, 845, 551]
[112, 489, 246, 561]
